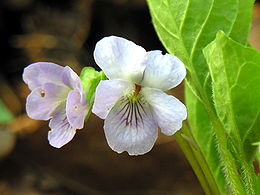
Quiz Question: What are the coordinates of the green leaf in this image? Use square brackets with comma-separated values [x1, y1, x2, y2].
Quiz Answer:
[229, 0, 254, 45]
[203, 31, 260, 162]
[147, 0, 255, 193]
[0, 99, 14, 124]
[147, 0, 254, 103]
[147, 0, 252, 87]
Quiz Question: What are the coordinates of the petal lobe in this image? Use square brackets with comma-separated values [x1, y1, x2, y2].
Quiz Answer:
[142, 88, 187, 136]
[92, 79, 134, 119]
[66, 89, 88, 129]
[94, 36, 146, 83]
[104, 96, 158, 155]
[141, 51, 186, 91]
[48, 108, 76, 148]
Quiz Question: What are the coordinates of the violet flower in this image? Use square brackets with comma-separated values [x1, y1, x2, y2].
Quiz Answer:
[23, 62, 88, 148]
[92, 36, 187, 155]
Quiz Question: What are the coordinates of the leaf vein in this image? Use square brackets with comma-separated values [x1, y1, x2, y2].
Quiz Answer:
[151, 11, 180, 40]
[190, 0, 215, 60]
[179, 0, 190, 34]
[243, 110, 260, 143]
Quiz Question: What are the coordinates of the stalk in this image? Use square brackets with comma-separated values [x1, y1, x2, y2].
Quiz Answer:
[202, 98, 246, 195]
[175, 124, 223, 195]
[174, 131, 213, 195]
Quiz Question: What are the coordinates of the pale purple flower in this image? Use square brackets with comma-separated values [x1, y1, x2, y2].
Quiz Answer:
[92, 36, 187, 155]
[23, 62, 88, 148]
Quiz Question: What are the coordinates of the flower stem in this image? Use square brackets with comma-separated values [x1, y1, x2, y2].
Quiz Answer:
[236, 145, 256, 195]
[175, 124, 222, 195]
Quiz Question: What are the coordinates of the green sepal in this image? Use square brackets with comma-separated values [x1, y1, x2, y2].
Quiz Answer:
[80, 67, 107, 121]
[80, 67, 107, 102]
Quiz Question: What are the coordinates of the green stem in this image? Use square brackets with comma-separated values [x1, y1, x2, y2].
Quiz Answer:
[203, 99, 246, 195]
[174, 132, 212, 195]
[188, 65, 246, 194]
[238, 148, 256, 195]
[175, 124, 222, 195]
[183, 124, 223, 195]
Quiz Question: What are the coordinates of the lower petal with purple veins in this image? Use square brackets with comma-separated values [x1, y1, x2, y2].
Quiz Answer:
[104, 96, 158, 155]
[48, 107, 76, 148]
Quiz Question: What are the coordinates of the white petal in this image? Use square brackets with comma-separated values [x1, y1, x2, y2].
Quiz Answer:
[48, 108, 76, 148]
[92, 79, 134, 119]
[94, 36, 146, 83]
[141, 51, 186, 91]
[23, 62, 64, 90]
[61, 66, 87, 105]
[104, 96, 158, 155]
[142, 88, 187, 136]
[26, 83, 68, 120]
[61, 66, 82, 91]
[66, 89, 88, 129]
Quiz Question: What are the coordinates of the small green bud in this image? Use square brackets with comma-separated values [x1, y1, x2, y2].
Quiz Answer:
[80, 67, 107, 121]
[80, 67, 107, 102]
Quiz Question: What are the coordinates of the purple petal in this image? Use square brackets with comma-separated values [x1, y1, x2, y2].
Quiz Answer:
[23, 62, 64, 90]
[48, 108, 76, 148]
[61, 66, 82, 91]
[26, 83, 69, 120]
[66, 89, 88, 129]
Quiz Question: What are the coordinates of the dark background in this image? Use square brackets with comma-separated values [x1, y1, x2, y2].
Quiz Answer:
[0, 0, 259, 194]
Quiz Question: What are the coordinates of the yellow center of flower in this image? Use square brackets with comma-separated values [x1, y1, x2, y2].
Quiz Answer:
[133, 84, 141, 96]
[129, 84, 142, 103]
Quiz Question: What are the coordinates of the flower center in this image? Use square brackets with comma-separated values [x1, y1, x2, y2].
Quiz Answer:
[129, 84, 142, 103]
[134, 84, 142, 95]
[116, 96, 147, 127]
[134, 84, 141, 96]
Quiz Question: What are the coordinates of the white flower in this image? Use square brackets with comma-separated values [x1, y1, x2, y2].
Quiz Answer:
[92, 36, 187, 155]
[23, 62, 89, 148]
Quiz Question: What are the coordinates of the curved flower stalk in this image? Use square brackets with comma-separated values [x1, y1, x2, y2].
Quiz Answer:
[23, 62, 88, 148]
[93, 36, 187, 155]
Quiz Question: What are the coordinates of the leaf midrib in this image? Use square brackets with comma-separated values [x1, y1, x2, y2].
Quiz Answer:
[216, 40, 241, 144]
[189, 0, 215, 61]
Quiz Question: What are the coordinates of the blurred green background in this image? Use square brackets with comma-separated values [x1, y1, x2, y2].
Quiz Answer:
[0, 0, 259, 194]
